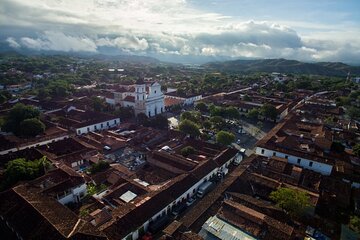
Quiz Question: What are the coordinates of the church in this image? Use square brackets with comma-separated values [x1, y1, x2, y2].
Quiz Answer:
[113, 79, 165, 117]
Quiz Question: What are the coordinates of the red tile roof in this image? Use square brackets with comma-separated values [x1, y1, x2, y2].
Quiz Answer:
[123, 95, 135, 103]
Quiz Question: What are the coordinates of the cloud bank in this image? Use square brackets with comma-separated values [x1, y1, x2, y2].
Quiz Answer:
[1, 0, 360, 63]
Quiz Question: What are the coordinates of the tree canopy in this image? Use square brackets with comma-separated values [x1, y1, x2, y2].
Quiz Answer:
[19, 118, 45, 137]
[2, 103, 45, 137]
[179, 119, 200, 137]
[260, 104, 277, 120]
[89, 161, 110, 174]
[353, 144, 360, 157]
[350, 215, 360, 234]
[195, 102, 208, 112]
[270, 187, 311, 217]
[115, 106, 134, 120]
[180, 111, 201, 124]
[1, 157, 49, 190]
[216, 131, 235, 146]
[210, 116, 225, 130]
[181, 146, 196, 157]
[246, 108, 260, 119]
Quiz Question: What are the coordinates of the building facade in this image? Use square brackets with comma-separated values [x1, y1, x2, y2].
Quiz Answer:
[134, 81, 165, 117]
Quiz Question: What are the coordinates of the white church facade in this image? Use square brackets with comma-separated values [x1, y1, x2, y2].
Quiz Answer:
[113, 79, 165, 117]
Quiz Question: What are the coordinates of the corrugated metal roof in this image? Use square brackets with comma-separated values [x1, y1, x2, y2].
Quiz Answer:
[119, 190, 137, 203]
[201, 216, 256, 240]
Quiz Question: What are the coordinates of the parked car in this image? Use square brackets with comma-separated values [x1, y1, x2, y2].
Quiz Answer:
[197, 181, 215, 198]
[171, 204, 187, 217]
[186, 197, 196, 206]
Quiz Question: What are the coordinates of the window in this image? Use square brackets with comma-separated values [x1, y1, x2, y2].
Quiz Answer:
[107, 122, 109, 126]
[94, 125, 97, 130]
[101, 123, 103, 128]
[261, 149, 264, 154]
[285, 155, 288, 159]
[297, 158, 301, 164]
[273, 152, 276, 157]
[78, 130, 81, 134]
[309, 161, 313, 167]
[87, 127, 90, 132]
[114, 120, 117, 124]
[154, 90, 157, 94]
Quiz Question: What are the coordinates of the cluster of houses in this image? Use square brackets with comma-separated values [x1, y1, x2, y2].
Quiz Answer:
[1, 72, 360, 240]
[0, 117, 245, 239]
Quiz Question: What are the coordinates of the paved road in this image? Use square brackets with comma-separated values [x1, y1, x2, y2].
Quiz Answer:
[179, 156, 255, 230]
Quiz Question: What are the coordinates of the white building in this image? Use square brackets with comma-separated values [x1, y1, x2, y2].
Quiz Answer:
[114, 79, 165, 117]
[165, 92, 202, 106]
[255, 146, 333, 176]
[120, 147, 240, 240]
[57, 182, 87, 205]
[352, 77, 360, 84]
[76, 117, 120, 135]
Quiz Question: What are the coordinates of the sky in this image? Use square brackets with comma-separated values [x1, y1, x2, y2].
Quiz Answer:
[1, 0, 359, 64]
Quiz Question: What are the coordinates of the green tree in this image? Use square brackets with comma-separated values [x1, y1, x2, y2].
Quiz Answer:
[260, 104, 277, 121]
[0, 93, 8, 104]
[347, 107, 360, 120]
[115, 106, 134, 120]
[209, 106, 225, 117]
[225, 106, 240, 119]
[195, 102, 208, 112]
[37, 88, 51, 101]
[19, 118, 45, 137]
[270, 187, 311, 217]
[181, 146, 196, 157]
[203, 120, 212, 130]
[353, 144, 360, 157]
[137, 113, 150, 126]
[180, 111, 201, 123]
[91, 96, 106, 112]
[179, 119, 200, 137]
[216, 131, 235, 146]
[149, 115, 169, 129]
[210, 116, 225, 130]
[2, 103, 41, 135]
[246, 108, 260, 119]
[89, 161, 110, 174]
[48, 80, 71, 98]
[350, 215, 360, 234]
[1, 157, 49, 190]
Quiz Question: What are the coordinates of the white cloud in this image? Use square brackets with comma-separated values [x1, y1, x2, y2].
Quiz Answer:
[97, 36, 149, 51]
[6, 37, 20, 48]
[20, 32, 97, 52]
[1, 0, 360, 63]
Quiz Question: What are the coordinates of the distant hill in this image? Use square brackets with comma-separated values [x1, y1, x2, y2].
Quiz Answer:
[0, 50, 161, 65]
[89, 54, 160, 64]
[203, 58, 360, 76]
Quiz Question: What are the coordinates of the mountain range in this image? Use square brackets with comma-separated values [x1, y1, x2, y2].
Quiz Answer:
[2, 49, 360, 77]
[203, 58, 360, 76]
